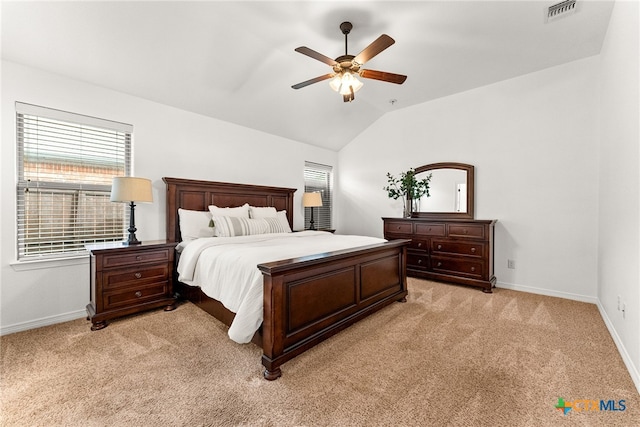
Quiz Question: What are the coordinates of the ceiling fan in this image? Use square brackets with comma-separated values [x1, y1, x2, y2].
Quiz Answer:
[292, 21, 407, 102]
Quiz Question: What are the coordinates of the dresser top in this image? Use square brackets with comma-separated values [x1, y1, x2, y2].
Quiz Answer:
[382, 217, 497, 225]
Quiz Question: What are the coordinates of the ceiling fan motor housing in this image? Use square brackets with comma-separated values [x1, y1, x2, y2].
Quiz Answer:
[340, 22, 353, 35]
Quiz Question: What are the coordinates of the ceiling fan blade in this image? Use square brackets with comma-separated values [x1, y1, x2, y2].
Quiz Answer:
[360, 69, 407, 84]
[294, 47, 338, 66]
[353, 34, 395, 65]
[291, 73, 334, 90]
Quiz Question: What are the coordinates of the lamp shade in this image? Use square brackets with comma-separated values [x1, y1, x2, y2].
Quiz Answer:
[302, 192, 323, 208]
[110, 177, 153, 203]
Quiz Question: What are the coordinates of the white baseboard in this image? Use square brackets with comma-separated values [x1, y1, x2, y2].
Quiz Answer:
[496, 280, 597, 304]
[596, 301, 640, 395]
[0, 310, 87, 336]
[497, 280, 639, 394]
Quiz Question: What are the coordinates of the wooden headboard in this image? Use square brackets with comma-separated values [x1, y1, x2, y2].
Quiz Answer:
[163, 177, 296, 243]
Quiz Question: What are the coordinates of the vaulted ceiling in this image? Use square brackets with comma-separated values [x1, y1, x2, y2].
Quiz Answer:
[1, 1, 615, 151]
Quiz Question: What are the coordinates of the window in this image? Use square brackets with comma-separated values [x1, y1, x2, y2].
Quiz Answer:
[304, 161, 333, 230]
[16, 102, 132, 260]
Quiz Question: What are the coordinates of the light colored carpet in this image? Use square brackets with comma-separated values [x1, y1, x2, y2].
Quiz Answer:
[1, 278, 638, 426]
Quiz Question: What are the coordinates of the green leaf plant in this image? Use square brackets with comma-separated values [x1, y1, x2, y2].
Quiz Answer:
[383, 168, 432, 217]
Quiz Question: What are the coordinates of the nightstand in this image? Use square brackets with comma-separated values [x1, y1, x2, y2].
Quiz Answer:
[86, 240, 177, 331]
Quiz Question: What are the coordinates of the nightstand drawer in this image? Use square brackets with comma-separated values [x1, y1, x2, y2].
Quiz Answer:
[103, 264, 169, 289]
[101, 248, 171, 268]
[103, 283, 169, 310]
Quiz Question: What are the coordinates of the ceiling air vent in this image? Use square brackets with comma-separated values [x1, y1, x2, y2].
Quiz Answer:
[546, 0, 578, 23]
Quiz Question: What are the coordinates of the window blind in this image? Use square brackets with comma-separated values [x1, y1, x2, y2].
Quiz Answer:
[304, 161, 333, 230]
[16, 102, 132, 260]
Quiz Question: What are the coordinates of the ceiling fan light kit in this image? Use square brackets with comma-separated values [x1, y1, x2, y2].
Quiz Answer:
[292, 21, 407, 103]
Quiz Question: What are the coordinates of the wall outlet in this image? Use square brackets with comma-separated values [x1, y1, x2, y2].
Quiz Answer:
[621, 302, 626, 319]
[507, 259, 516, 269]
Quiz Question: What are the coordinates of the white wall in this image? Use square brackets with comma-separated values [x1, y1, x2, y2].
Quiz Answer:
[338, 56, 600, 302]
[597, 0, 640, 390]
[0, 60, 337, 334]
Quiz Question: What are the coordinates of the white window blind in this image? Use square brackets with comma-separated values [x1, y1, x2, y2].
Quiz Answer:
[16, 102, 132, 260]
[304, 161, 333, 230]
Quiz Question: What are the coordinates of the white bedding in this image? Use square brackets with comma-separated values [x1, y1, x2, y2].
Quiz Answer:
[177, 231, 385, 343]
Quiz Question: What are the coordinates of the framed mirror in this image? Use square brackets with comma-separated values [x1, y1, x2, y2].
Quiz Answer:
[412, 162, 475, 219]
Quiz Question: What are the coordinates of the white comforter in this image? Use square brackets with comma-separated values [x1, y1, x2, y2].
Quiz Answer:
[177, 231, 385, 343]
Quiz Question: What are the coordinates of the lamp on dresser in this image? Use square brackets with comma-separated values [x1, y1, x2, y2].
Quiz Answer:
[110, 177, 153, 245]
[302, 192, 323, 230]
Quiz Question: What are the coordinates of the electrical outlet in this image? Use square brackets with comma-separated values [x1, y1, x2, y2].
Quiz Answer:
[622, 303, 626, 319]
[507, 259, 515, 269]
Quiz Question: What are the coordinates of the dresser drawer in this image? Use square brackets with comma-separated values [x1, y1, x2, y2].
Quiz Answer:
[431, 256, 485, 279]
[103, 283, 169, 310]
[384, 221, 412, 235]
[447, 224, 486, 239]
[102, 264, 170, 289]
[101, 248, 171, 268]
[407, 253, 429, 270]
[414, 223, 446, 236]
[432, 240, 486, 258]
[409, 239, 428, 252]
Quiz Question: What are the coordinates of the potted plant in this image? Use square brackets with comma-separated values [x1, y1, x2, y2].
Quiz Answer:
[383, 168, 432, 218]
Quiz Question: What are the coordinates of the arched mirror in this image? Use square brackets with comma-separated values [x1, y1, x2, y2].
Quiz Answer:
[413, 162, 474, 219]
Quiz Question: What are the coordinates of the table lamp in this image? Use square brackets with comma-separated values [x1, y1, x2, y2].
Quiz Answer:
[302, 192, 323, 230]
[110, 177, 153, 245]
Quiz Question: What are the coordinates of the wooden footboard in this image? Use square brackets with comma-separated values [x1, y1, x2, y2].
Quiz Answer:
[258, 240, 408, 380]
[164, 177, 409, 379]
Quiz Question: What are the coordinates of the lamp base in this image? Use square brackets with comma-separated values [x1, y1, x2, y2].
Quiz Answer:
[309, 206, 316, 230]
[123, 201, 142, 245]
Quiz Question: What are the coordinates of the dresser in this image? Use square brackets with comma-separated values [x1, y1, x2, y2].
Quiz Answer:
[86, 240, 176, 330]
[383, 218, 496, 292]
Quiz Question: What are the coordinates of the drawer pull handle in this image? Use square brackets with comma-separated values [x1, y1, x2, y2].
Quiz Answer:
[471, 247, 476, 253]
[437, 262, 442, 267]
[463, 229, 468, 234]
[136, 255, 142, 261]
[397, 226, 401, 230]
[471, 267, 476, 272]
[417, 259, 423, 264]
[417, 243, 422, 248]
[437, 244, 442, 250]
[428, 227, 431, 231]
[135, 291, 142, 298]
[134, 272, 142, 279]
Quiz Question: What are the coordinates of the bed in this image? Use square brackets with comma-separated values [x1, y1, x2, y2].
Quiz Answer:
[163, 177, 409, 380]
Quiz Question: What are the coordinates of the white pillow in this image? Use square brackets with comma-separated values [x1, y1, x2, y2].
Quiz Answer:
[178, 209, 215, 241]
[249, 206, 278, 218]
[212, 216, 269, 237]
[275, 210, 292, 233]
[208, 203, 250, 218]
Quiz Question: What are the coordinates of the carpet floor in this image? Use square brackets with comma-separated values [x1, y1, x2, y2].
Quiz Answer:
[1, 278, 639, 426]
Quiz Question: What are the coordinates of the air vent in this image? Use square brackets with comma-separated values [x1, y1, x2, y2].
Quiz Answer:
[546, 0, 578, 23]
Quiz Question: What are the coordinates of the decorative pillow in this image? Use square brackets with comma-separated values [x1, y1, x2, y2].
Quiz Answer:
[249, 206, 278, 218]
[262, 217, 291, 234]
[208, 203, 250, 218]
[211, 216, 269, 237]
[178, 209, 215, 241]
